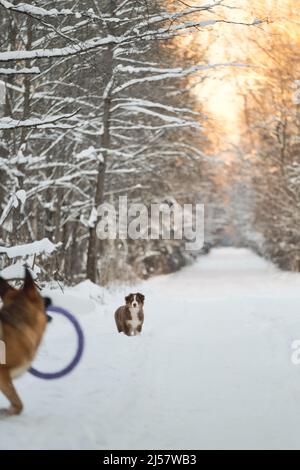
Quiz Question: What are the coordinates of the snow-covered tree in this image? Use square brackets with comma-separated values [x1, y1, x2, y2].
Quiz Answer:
[0, 0, 260, 283]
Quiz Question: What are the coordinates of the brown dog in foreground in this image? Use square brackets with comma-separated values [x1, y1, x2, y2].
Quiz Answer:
[0, 269, 48, 416]
[115, 293, 145, 336]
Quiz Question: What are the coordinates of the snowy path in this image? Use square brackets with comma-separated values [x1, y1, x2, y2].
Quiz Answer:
[2, 248, 300, 450]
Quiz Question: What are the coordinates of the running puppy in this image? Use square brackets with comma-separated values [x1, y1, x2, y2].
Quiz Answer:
[0, 269, 50, 416]
[115, 293, 145, 336]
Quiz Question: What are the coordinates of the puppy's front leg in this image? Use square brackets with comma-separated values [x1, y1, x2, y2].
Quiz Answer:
[135, 324, 143, 335]
[0, 368, 23, 416]
[124, 323, 132, 336]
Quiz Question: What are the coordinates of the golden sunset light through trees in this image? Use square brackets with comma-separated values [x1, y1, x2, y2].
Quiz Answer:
[172, 1, 300, 266]
[189, 0, 300, 267]
[192, 0, 300, 148]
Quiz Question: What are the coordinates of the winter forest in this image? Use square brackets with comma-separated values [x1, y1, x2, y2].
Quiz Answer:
[1, 0, 298, 285]
[2, 0, 300, 452]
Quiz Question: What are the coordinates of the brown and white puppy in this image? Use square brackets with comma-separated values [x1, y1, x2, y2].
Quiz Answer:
[115, 293, 145, 336]
[0, 269, 49, 416]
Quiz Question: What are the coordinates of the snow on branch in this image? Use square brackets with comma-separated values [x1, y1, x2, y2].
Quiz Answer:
[0, 238, 56, 259]
[0, 5, 262, 64]
[113, 62, 248, 94]
[0, 67, 40, 75]
[0, 35, 121, 63]
[114, 98, 202, 117]
[118, 104, 201, 127]
[0, 190, 26, 227]
[0, 111, 79, 130]
[138, 5, 262, 31]
[0, 0, 96, 19]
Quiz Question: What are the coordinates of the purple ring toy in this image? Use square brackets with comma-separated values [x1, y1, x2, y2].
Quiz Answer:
[29, 306, 84, 380]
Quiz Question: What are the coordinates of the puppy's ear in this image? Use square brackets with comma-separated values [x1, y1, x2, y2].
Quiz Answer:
[137, 293, 145, 304]
[0, 277, 14, 300]
[125, 294, 132, 303]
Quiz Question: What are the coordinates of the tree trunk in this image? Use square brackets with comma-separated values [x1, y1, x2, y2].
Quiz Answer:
[13, 14, 33, 244]
[86, 1, 116, 282]
[86, 91, 112, 282]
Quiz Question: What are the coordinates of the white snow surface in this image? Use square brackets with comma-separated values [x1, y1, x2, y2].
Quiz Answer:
[1, 248, 300, 450]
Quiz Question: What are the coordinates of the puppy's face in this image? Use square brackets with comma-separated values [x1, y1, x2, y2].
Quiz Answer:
[125, 293, 145, 310]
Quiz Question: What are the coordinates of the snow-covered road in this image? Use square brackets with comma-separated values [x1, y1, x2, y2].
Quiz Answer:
[2, 248, 300, 450]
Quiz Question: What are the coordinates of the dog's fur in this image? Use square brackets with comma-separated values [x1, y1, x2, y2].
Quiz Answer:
[115, 293, 145, 336]
[0, 269, 48, 416]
